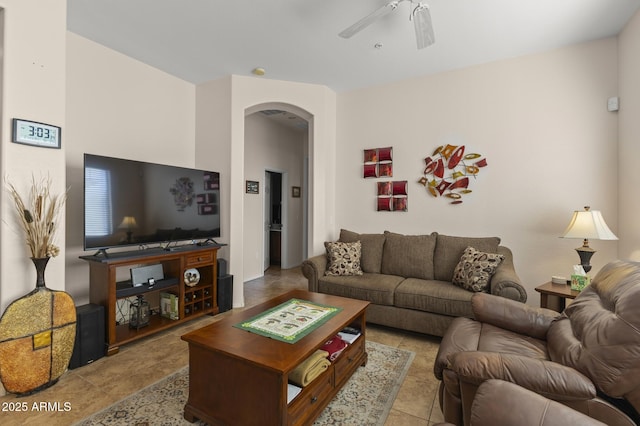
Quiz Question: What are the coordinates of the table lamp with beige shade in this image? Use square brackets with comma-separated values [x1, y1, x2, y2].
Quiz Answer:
[561, 206, 618, 273]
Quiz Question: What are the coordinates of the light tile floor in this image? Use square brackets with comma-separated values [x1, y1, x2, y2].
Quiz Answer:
[0, 267, 444, 425]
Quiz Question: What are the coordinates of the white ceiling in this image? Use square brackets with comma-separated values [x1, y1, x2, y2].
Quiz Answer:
[67, 0, 640, 93]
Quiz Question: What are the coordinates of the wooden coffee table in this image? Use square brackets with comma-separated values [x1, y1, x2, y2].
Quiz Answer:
[181, 289, 369, 426]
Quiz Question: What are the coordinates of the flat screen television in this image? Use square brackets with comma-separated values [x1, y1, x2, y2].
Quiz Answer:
[83, 153, 220, 252]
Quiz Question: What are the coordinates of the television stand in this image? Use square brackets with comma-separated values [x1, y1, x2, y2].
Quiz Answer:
[81, 245, 220, 355]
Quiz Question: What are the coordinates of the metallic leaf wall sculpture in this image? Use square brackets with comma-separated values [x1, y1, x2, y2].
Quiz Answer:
[418, 144, 487, 205]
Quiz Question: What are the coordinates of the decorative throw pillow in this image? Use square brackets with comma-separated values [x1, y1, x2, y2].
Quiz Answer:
[452, 246, 504, 292]
[324, 241, 363, 276]
[434, 234, 501, 281]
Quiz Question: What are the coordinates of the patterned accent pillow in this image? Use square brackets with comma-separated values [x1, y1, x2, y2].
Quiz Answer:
[452, 246, 504, 292]
[324, 241, 363, 276]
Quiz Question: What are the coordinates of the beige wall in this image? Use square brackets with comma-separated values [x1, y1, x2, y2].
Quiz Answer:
[65, 35, 336, 310]
[0, 1, 67, 312]
[2, 3, 636, 314]
[618, 10, 640, 260]
[196, 76, 337, 308]
[195, 76, 232, 263]
[64, 33, 196, 304]
[336, 38, 620, 300]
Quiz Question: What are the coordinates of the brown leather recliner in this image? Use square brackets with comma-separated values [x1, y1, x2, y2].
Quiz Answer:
[436, 379, 607, 426]
[434, 259, 640, 426]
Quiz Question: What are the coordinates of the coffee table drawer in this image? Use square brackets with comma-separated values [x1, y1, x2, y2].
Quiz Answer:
[334, 337, 365, 385]
[288, 368, 334, 425]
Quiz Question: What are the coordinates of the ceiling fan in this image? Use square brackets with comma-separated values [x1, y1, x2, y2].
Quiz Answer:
[339, 0, 435, 49]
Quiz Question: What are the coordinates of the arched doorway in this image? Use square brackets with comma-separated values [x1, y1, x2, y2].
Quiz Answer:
[226, 83, 336, 310]
[243, 103, 311, 281]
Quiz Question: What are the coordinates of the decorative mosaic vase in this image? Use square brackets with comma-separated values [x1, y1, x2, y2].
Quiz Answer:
[0, 257, 76, 395]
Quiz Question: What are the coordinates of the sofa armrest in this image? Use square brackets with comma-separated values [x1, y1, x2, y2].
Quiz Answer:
[301, 254, 327, 292]
[472, 292, 561, 340]
[489, 246, 527, 302]
[448, 351, 597, 401]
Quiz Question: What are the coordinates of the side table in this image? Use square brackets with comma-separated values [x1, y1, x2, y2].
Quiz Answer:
[535, 281, 580, 312]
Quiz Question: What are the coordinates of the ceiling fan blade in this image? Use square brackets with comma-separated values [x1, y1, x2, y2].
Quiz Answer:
[339, 1, 400, 39]
[412, 3, 435, 49]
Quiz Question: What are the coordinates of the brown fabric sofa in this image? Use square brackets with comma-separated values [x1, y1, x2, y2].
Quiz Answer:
[436, 379, 607, 426]
[301, 230, 526, 337]
[434, 259, 640, 426]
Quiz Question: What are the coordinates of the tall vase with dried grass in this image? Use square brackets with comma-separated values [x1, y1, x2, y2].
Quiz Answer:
[6, 175, 66, 259]
[0, 175, 76, 395]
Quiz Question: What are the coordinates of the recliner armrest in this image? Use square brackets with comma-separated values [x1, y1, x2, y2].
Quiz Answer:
[472, 292, 561, 340]
[301, 254, 327, 292]
[448, 351, 597, 401]
[469, 380, 607, 426]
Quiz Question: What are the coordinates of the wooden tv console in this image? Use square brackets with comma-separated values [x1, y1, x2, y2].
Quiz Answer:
[181, 289, 369, 426]
[81, 245, 220, 356]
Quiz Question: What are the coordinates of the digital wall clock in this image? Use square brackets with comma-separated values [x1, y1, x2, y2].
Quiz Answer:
[12, 118, 61, 149]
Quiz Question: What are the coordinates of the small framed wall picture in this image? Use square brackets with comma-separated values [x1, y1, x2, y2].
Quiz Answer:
[292, 186, 301, 198]
[246, 180, 259, 194]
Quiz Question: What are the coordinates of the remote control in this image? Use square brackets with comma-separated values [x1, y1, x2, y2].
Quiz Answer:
[342, 327, 360, 335]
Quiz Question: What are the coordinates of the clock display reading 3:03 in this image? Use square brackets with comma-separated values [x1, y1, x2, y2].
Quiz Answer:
[12, 119, 61, 149]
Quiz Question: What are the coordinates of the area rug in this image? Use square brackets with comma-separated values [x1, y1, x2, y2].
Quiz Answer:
[75, 341, 414, 426]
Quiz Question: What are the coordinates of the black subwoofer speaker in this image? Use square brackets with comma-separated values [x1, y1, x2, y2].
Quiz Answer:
[69, 304, 105, 369]
[218, 274, 233, 313]
[217, 258, 227, 277]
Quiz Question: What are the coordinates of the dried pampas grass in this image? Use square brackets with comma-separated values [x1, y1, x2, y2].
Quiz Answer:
[5, 175, 67, 258]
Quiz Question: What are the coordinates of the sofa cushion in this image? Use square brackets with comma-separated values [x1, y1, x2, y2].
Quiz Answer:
[381, 231, 437, 280]
[395, 278, 474, 318]
[324, 241, 363, 276]
[452, 246, 505, 293]
[339, 229, 385, 274]
[318, 273, 404, 306]
[434, 234, 501, 282]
